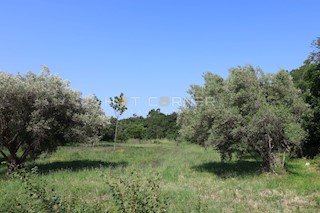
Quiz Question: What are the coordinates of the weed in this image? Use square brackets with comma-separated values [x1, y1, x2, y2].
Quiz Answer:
[107, 170, 168, 213]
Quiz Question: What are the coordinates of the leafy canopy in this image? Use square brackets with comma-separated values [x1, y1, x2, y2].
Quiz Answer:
[179, 66, 307, 172]
[0, 66, 108, 172]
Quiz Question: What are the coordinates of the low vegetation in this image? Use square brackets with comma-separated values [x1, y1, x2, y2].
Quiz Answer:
[1, 141, 319, 212]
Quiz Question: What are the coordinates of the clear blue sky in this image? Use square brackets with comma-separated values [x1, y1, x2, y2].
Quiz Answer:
[1, 0, 319, 117]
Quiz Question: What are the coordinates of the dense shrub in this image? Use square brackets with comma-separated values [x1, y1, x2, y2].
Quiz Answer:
[0, 168, 102, 213]
[107, 170, 168, 213]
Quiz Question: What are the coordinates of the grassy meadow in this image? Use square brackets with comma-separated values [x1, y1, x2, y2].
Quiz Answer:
[1, 140, 320, 212]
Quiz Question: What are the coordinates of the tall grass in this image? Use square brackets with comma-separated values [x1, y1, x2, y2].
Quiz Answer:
[1, 140, 319, 212]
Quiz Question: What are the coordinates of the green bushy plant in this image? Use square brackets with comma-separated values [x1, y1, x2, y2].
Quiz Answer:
[107, 170, 168, 213]
[7, 168, 104, 213]
[6, 167, 67, 212]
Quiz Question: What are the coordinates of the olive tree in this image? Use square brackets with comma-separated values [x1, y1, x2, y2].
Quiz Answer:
[73, 95, 109, 147]
[0, 67, 109, 173]
[178, 66, 307, 172]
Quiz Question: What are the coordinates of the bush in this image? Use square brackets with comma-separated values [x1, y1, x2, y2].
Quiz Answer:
[5, 167, 68, 213]
[2, 167, 102, 213]
[2, 168, 168, 212]
[107, 170, 168, 213]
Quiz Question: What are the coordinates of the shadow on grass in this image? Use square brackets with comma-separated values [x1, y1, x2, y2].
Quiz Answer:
[31, 160, 128, 174]
[95, 143, 147, 149]
[0, 168, 6, 177]
[193, 160, 262, 178]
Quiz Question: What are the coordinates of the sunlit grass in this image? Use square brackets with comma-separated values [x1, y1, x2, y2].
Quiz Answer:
[1, 140, 319, 212]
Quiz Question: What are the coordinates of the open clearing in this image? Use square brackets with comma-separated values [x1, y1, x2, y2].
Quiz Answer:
[1, 141, 320, 212]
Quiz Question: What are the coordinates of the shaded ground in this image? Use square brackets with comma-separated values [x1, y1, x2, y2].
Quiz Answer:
[193, 160, 261, 178]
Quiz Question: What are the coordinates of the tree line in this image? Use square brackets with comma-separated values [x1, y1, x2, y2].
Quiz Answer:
[102, 109, 179, 142]
[291, 38, 320, 157]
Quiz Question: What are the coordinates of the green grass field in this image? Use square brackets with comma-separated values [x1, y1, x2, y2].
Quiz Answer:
[1, 140, 320, 212]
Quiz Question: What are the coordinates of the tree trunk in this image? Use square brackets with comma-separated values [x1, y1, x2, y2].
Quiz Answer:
[262, 135, 283, 173]
[262, 152, 282, 173]
[7, 156, 23, 174]
[114, 119, 119, 150]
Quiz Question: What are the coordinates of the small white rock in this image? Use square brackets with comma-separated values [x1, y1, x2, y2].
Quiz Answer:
[305, 162, 310, 166]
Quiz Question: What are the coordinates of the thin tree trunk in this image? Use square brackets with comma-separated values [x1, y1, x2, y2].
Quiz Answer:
[114, 119, 119, 150]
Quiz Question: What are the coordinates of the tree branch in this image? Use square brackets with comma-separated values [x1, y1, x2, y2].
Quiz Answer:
[20, 147, 31, 163]
[0, 149, 8, 160]
[8, 132, 19, 145]
[14, 140, 24, 154]
[20, 140, 38, 163]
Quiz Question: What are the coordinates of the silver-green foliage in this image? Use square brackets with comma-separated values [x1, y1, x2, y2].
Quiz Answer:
[178, 66, 308, 172]
[0, 66, 109, 172]
[73, 95, 109, 147]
